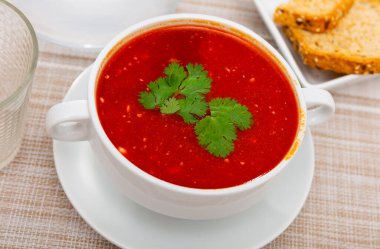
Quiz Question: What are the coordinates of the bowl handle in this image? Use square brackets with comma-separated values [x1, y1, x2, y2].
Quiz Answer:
[46, 100, 90, 141]
[301, 88, 335, 126]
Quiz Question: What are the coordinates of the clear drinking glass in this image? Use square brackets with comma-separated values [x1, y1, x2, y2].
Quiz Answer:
[0, 0, 38, 169]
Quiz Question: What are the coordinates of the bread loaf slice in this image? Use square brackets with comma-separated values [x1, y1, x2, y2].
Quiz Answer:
[274, 0, 354, 32]
[284, 0, 380, 74]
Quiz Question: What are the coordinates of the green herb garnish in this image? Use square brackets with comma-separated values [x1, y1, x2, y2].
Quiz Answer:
[195, 98, 252, 157]
[138, 63, 253, 158]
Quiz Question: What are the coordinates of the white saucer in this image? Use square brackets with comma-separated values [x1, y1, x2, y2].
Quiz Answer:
[9, 0, 179, 51]
[53, 67, 315, 249]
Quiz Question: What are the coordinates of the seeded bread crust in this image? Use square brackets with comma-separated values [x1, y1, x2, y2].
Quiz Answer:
[274, 0, 354, 32]
[282, 0, 380, 75]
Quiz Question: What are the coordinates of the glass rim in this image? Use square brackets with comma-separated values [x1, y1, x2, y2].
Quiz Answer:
[0, 0, 38, 108]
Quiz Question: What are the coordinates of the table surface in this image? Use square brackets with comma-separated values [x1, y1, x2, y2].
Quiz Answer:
[1, 0, 379, 248]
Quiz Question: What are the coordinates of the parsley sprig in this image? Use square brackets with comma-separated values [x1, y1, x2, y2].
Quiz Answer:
[139, 63, 210, 123]
[138, 63, 253, 158]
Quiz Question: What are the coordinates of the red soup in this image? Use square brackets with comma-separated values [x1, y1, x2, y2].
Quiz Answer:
[96, 25, 299, 189]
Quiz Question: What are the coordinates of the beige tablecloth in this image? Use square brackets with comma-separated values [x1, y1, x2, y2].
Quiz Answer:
[1, 0, 379, 248]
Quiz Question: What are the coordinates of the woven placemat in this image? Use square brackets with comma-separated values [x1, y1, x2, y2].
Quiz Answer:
[0, 0, 379, 248]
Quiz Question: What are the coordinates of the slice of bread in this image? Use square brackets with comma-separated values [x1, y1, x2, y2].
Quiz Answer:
[274, 0, 354, 32]
[284, 0, 380, 74]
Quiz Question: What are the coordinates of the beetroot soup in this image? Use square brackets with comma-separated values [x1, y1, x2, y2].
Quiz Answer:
[96, 25, 299, 189]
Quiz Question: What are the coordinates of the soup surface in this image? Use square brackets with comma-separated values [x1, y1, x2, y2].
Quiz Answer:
[96, 25, 299, 189]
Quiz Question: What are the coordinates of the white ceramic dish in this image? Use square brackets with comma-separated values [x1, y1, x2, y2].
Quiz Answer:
[253, 0, 379, 89]
[54, 66, 315, 249]
[8, 0, 179, 51]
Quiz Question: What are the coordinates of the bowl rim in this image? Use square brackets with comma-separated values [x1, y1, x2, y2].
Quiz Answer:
[88, 13, 307, 196]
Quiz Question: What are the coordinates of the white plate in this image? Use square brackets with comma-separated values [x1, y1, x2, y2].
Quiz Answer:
[53, 67, 315, 249]
[8, 0, 179, 52]
[253, 0, 379, 89]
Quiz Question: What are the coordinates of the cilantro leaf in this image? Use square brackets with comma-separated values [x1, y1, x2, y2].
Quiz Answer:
[179, 64, 211, 98]
[138, 92, 156, 109]
[195, 116, 236, 157]
[195, 98, 252, 157]
[139, 62, 211, 114]
[161, 97, 180, 114]
[178, 96, 208, 124]
[209, 98, 253, 130]
[142, 77, 176, 107]
[186, 64, 208, 77]
[207, 137, 235, 159]
[138, 62, 254, 158]
[178, 111, 198, 124]
[165, 63, 187, 88]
